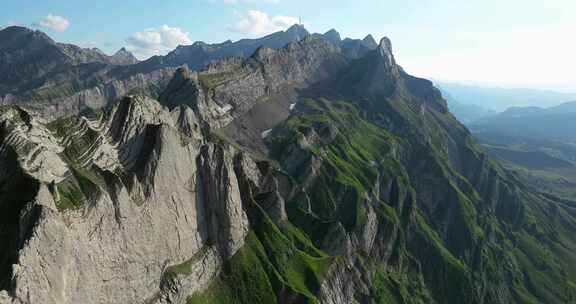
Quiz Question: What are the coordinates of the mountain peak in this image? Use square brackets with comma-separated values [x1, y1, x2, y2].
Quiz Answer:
[285, 24, 309, 37]
[362, 34, 377, 48]
[379, 37, 392, 52]
[111, 47, 139, 64]
[324, 28, 340, 36]
[378, 37, 395, 66]
[323, 29, 342, 44]
[113, 47, 130, 56]
[1, 25, 32, 34]
[0, 25, 55, 49]
[336, 36, 403, 99]
[286, 23, 305, 31]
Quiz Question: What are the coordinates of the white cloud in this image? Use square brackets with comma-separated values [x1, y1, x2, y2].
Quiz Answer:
[229, 10, 298, 35]
[126, 25, 192, 59]
[36, 14, 70, 32]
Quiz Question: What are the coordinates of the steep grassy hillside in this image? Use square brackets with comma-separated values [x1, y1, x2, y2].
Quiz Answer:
[186, 91, 576, 303]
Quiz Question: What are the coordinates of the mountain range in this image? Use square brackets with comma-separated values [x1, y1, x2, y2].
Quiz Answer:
[439, 87, 497, 123]
[437, 82, 576, 112]
[1, 25, 576, 304]
[0, 25, 378, 120]
[471, 101, 576, 141]
[470, 101, 576, 201]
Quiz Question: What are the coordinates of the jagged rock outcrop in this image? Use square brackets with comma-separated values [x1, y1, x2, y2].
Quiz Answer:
[318, 29, 342, 45]
[132, 24, 310, 73]
[29, 66, 177, 120]
[0, 24, 376, 121]
[0, 26, 171, 119]
[109, 48, 139, 65]
[0, 96, 257, 304]
[159, 36, 348, 129]
[340, 34, 379, 59]
[0, 26, 137, 95]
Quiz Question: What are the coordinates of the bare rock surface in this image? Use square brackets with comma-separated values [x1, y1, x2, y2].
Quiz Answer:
[0, 96, 258, 304]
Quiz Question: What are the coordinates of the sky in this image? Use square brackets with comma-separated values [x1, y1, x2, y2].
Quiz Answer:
[1, 0, 575, 92]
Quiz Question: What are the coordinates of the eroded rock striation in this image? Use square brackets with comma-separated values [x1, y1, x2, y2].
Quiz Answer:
[0, 95, 254, 303]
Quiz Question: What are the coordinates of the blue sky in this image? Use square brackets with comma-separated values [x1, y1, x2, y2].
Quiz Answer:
[1, 0, 575, 91]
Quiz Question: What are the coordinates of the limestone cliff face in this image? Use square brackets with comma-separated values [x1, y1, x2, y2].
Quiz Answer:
[2, 66, 177, 120]
[159, 37, 348, 129]
[0, 96, 255, 304]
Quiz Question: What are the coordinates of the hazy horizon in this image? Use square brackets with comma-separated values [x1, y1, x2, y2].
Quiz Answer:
[435, 79, 576, 95]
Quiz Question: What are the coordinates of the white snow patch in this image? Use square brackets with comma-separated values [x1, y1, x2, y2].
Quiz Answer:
[261, 129, 272, 139]
[289, 103, 296, 111]
[217, 104, 233, 115]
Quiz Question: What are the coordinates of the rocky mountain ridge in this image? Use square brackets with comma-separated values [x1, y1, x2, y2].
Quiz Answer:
[0, 25, 378, 121]
[1, 26, 576, 304]
[0, 26, 138, 94]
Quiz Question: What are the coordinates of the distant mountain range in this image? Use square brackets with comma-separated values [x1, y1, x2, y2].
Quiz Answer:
[438, 82, 576, 111]
[0, 25, 378, 119]
[120, 24, 378, 80]
[439, 87, 496, 123]
[470, 101, 576, 140]
[471, 101, 576, 199]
